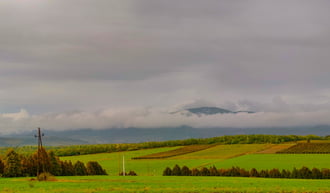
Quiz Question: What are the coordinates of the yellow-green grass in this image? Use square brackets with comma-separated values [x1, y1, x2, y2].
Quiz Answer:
[213, 154, 330, 170]
[62, 144, 270, 175]
[0, 176, 329, 193]
[62, 146, 213, 176]
[62, 144, 330, 176]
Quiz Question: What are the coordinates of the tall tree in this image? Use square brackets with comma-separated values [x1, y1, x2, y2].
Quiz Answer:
[48, 151, 62, 176]
[74, 161, 88, 176]
[86, 161, 107, 175]
[3, 149, 22, 177]
[0, 158, 4, 175]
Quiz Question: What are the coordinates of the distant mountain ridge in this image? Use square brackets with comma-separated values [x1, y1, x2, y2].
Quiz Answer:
[185, 107, 254, 115]
[1, 125, 329, 146]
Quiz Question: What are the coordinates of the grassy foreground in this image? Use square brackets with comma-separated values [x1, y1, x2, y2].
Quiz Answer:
[0, 176, 329, 193]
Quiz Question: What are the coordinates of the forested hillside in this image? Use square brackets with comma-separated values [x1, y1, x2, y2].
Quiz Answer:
[1, 134, 328, 157]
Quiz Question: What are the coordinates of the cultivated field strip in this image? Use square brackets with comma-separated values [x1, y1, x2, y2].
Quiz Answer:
[277, 143, 330, 154]
[174, 144, 269, 159]
[132, 145, 215, 159]
[256, 144, 296, 154]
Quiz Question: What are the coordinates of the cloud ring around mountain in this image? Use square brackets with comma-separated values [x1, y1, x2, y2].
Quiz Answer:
[1, 107, 330, 134]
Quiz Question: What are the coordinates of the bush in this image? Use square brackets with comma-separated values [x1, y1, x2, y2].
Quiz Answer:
[37, 172, 56, 181]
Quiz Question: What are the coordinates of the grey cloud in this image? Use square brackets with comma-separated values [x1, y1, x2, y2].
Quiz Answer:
[1, 1, 330, 131]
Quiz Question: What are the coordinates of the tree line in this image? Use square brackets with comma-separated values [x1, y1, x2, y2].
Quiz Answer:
[0, 148, 107, 177]
[163, 165, 330, 179]
[48, 134, 329, 156]
[0, 135, 327, 157]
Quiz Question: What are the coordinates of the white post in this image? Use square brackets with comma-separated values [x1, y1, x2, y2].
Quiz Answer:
[122, 155, 125, 176]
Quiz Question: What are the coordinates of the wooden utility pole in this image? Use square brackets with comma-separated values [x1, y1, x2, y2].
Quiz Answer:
[35, 127, 45, 177]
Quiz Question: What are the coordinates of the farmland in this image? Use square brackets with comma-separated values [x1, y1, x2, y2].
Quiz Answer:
[61, 143, 330, 176]
[1, 141, 329, 192]
[277, 143, 330, 153]
[132, 144, 215, 159]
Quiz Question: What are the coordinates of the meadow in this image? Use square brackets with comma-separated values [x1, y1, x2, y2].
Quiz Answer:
[0, 176, 329, 193]
[61, 144, 330, 176]
[1, 142, 329, 192]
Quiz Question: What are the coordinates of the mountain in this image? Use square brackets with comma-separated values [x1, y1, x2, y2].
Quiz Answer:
[0, 135, 88, 147]
[1, 125, 329, 146]
[186, 107, 233, 115]
[184, 107, 254, 115]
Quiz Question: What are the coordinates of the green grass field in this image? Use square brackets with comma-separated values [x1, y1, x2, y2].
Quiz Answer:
[213, 154, 330, 170]
[62, 144, 330, 176]
[0, 176, 329, 193]
[0, 143, 329, 193]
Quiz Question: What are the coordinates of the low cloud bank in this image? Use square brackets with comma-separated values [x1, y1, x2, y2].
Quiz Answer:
[1, 106, 330, 134]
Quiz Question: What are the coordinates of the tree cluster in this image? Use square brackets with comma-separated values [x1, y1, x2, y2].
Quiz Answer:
[163, 165, 330, 179]
[0, 148, 107, 177]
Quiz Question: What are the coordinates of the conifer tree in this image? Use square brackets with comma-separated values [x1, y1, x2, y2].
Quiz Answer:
[0, 158, 4, 175]
[163, 167, 172, 176]
[86, 161, 107, 175]
[48, 151, 62, 176]
[3, 149, 22, 177]
[171, 164, 181, 176]
[74, 161, 88, 176]
[181, 166, 191, 176]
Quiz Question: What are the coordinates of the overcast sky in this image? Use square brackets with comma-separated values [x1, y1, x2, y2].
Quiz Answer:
[1, 0, 330, 133]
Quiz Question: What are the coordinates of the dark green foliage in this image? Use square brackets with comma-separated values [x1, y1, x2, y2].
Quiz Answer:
[281, 169, 291, 178]
[86, 161, 107, 175]
[60, 160, 75, 176]
[250, 168, 259, 177]
[20, 155, 35, 176]
[119, 171, 138, 176]
[209, 166, 218, 176]
[191, 168, 200, 176]
[171, 164, 181, 176]
[0, 158, 4, 175]
[181, 166, 191, 176]
[48, 151, 62, 176]
[164, 165, 330, 179]
[74, 161, 88, 176]
[322, 168, 330, 179]
[269, 168, 281, 178]
[311, 168, 322, 179]
[3, 149, 21, 177]
[0, 148, 105, 177]
[200, 167, 210, 176]
[299, 166, 312, 179]
[128, 170, 137, 176]
[33, 147, 52, 174]
[291, 167, 299, 178]
[259, 170, 269, 178]
[163, 167, 172, 176]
